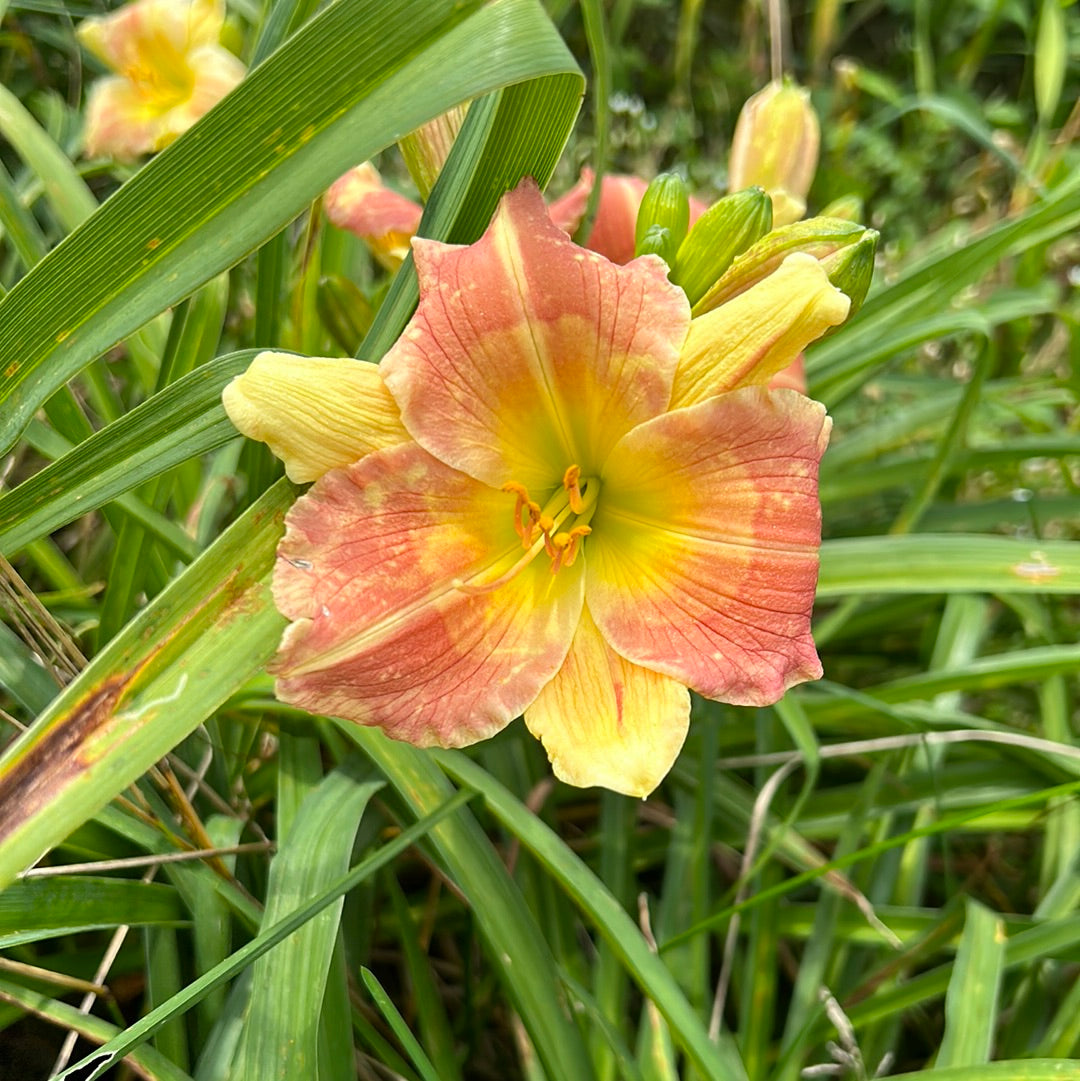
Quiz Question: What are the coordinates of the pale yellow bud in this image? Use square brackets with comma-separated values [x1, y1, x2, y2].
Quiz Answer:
[398, 103, 470, 201]
[728, 80, 820, 227]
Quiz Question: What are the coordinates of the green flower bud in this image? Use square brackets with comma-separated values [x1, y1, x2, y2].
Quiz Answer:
[636, 224, 675, 263]
[634, 173, 690, 260]
[819, 193, 865, 223]
[820, 230, 877, 316]
[692, 217, 877, 316]
[317, 275, 374, 355]
[669, 186, 773, 306]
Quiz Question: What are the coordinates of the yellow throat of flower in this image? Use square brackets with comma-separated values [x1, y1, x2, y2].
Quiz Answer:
[455, 465, 600, 595]
[124, 31, 196, 111]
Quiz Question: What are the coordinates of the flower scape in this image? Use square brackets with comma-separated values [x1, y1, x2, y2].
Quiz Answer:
[224, 178, 851, 797]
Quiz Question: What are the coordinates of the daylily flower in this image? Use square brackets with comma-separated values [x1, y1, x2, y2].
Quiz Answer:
[325, 164, 424, 271]
[78, 0, 244, 160]
[224, 179, 849, 796]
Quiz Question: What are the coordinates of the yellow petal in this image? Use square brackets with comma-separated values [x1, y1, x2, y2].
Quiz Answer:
[671, 252, 848, 409]
[152, 44, 245, 149]
[222, 352, 410, 482]
[77, 0, 224, 70]
[525, 607, 689, 798]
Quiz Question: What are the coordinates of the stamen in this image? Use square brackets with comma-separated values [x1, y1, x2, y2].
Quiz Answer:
[502, 481, 542, 546]
[563, 464, 585, 514]
[466, 470, 601, 595]
[549, 525, 591, 574]
[562, 525, 591, 568]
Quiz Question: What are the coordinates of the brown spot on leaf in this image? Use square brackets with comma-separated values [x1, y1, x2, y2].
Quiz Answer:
[0, 674, 130, 850]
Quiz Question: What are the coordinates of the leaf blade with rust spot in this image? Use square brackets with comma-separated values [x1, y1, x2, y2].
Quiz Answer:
[0, 481, 292, 890]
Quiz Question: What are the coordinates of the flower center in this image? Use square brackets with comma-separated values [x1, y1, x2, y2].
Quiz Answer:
[125, 33, 196, 110]
[454, 465, 600, 595]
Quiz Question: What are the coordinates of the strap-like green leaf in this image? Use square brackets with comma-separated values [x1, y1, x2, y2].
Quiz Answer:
[0, 480, 292, 890]
[0, 352, 251, 557]
[819, 535, 1080, 595]
[231, 762, 383, 1079]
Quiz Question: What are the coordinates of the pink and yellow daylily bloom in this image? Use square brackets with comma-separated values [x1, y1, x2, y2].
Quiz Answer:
[78, 0, 244, 160]
[325, 164, 425, 271]
[224, 179, 848, 796]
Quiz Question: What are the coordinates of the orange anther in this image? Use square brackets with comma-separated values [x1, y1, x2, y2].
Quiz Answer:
[502, 481, 540, 543]
[563, 464, 584, 514]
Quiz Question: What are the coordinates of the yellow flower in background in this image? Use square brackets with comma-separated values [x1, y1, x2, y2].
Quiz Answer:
[728, 80, 821, 227]
[78, 0, 245, 160]
[223, 180, 849, 797]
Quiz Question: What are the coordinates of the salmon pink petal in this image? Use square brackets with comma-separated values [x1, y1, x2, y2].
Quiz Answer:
[768, 354, 807, 395]
[222, 352, 410, 483]
[525, 606, 689, 797]
[272, 441, 584, 746]
[671, 253, 848, 408]
[325, 164, 423, 270]
[549, 170, 647, 264]
[381, 179, 689, 490]
[587, 387, 830, 706]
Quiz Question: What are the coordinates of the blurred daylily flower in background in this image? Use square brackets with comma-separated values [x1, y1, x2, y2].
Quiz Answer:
[325, 163, 424, 271]
[77, 0, 244, 160]
[224, 179, 850, 796]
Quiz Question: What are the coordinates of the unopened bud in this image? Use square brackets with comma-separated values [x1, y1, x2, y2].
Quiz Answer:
[728, 80, 820, 227]
[634, 173, 690, 259]
[693, 217, 877, 316]
[636, 224, 675, 263]
[819, 230, 876, 316]
[317, 275, 374, 355]
[670, 186, 772, 305]
[819, 193, 865, 223]
[398, 103, 470, 201]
